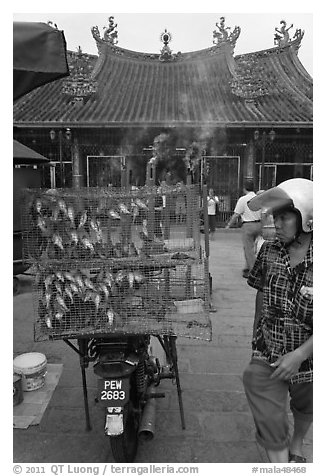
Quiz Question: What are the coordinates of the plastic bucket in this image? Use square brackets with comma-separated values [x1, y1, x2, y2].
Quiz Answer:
[13, 374, 24, 405]
[13, 352, 47, 392]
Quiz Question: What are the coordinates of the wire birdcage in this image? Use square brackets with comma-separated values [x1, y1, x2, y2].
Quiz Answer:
[21, 184, 211, 341]
[21, 184, 202, 264]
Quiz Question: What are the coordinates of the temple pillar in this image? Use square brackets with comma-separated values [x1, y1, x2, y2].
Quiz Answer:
[72, 135, 83, 189]
[244, 140, 256, 186]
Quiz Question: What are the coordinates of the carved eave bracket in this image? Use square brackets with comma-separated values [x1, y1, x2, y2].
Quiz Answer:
[274, 20, 304, 49]
[62, 47, 98, 104]
[212, 17, 241, 50]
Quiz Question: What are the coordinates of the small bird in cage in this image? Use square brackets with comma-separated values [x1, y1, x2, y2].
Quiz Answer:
[84, 291, 101, 314]
[37, 216, 49, 235]
[127, 271, 135, 289]
[53, 311, 64, 325]
[67, 206, 75, 226]
[63, 271, 75, 282]
[29, 198, 42, 224]
[52, 295, 65, 316]
[83, 276, 96, 291]
[115, 269, 126, 285]
[55, 271, 65, 282]
[45, 314, 53, 329]
[74, 273, 85, 291]
[44, 273, 55, 290]
[44, 290, 52, 309]
[77, 210, 88, 229]
[134, 198, 148, 210]
[54, 281, 63, 295]
[55, 293, 69, 311]
[69, 281, 80, 296]
[108, 209, 121, 220]
[117, 202, 131, 215]
[69, 230, 79, 245]
[103, 270, 115, 290]
[80, 236, 95, 252]
[106, 309, 115, 326]
[94, 308, 117, 328]
[84, 289, 94, 303]
[58, 199, 68, 217]
[35, 198, 43, 215]
[116, 270, 132, 294]
[64, 285, 74, 303]
[90, 218, 103, 243]
[133, 270, 146, 286]
[52, 233, 64, 250]
[51, 203, 61, 221]
[98, 282, 110, 301]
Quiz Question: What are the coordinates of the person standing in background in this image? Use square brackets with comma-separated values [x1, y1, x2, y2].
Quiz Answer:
[175, 181, 186, 224]
[225, 180, 261, 278]
[207, 188, 219, 237]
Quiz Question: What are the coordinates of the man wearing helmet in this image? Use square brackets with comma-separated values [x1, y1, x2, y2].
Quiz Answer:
[242, 178, 313, 463]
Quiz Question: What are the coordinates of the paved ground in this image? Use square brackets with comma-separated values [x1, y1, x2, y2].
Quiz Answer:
[13, 229, 313, 463]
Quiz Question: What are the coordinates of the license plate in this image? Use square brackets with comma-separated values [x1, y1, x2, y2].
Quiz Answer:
[98, 379, 129, 407]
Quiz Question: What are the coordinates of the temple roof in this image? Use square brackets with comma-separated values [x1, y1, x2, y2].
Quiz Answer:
[13, 23, 312, 129]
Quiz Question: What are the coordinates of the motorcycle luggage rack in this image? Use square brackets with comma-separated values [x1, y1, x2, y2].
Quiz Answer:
[62, 334, 186, 432]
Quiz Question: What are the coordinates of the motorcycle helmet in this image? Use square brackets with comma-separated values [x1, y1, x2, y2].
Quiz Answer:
[248, 178, 313, 233]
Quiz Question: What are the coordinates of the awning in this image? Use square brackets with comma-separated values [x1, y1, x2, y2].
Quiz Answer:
[13, 21, 70, 101]
[13, 139, 51, 165]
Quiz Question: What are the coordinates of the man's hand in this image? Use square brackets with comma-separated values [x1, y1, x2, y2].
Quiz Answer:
[270, 351, 303, 380]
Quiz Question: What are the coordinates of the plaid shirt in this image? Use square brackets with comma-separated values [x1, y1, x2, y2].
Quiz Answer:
[247, 237, 313, 384]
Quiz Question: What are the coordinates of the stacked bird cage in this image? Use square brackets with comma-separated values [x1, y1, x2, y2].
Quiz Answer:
[21, 185, 212, 341]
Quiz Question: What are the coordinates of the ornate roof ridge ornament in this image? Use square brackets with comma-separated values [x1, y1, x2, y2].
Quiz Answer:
[62, 46, 98, 104]
[91, 17, 234, 61]
[213, 17, 241, 48]
[104, 16, 119, 44]
[274, 20, 304, 48]
[159, 29, 181, 62]
[92, 16, 119, 45]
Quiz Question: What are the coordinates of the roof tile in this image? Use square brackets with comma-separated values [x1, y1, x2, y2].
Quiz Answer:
[13, 41, 312, 127]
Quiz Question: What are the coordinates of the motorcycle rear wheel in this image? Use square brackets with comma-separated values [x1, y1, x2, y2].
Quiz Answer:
[110, 403, 138, 463]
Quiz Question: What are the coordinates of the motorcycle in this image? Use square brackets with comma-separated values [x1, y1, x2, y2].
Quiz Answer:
[64, 333, 185, 463]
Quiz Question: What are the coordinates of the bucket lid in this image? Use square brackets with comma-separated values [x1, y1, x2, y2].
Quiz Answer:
[13, 352, 47, 374]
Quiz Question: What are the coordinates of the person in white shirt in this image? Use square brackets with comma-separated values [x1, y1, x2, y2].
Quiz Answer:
[225, 180, 261, 278]
[207, 188, 219, 236]
[175, 181, 186, 224]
